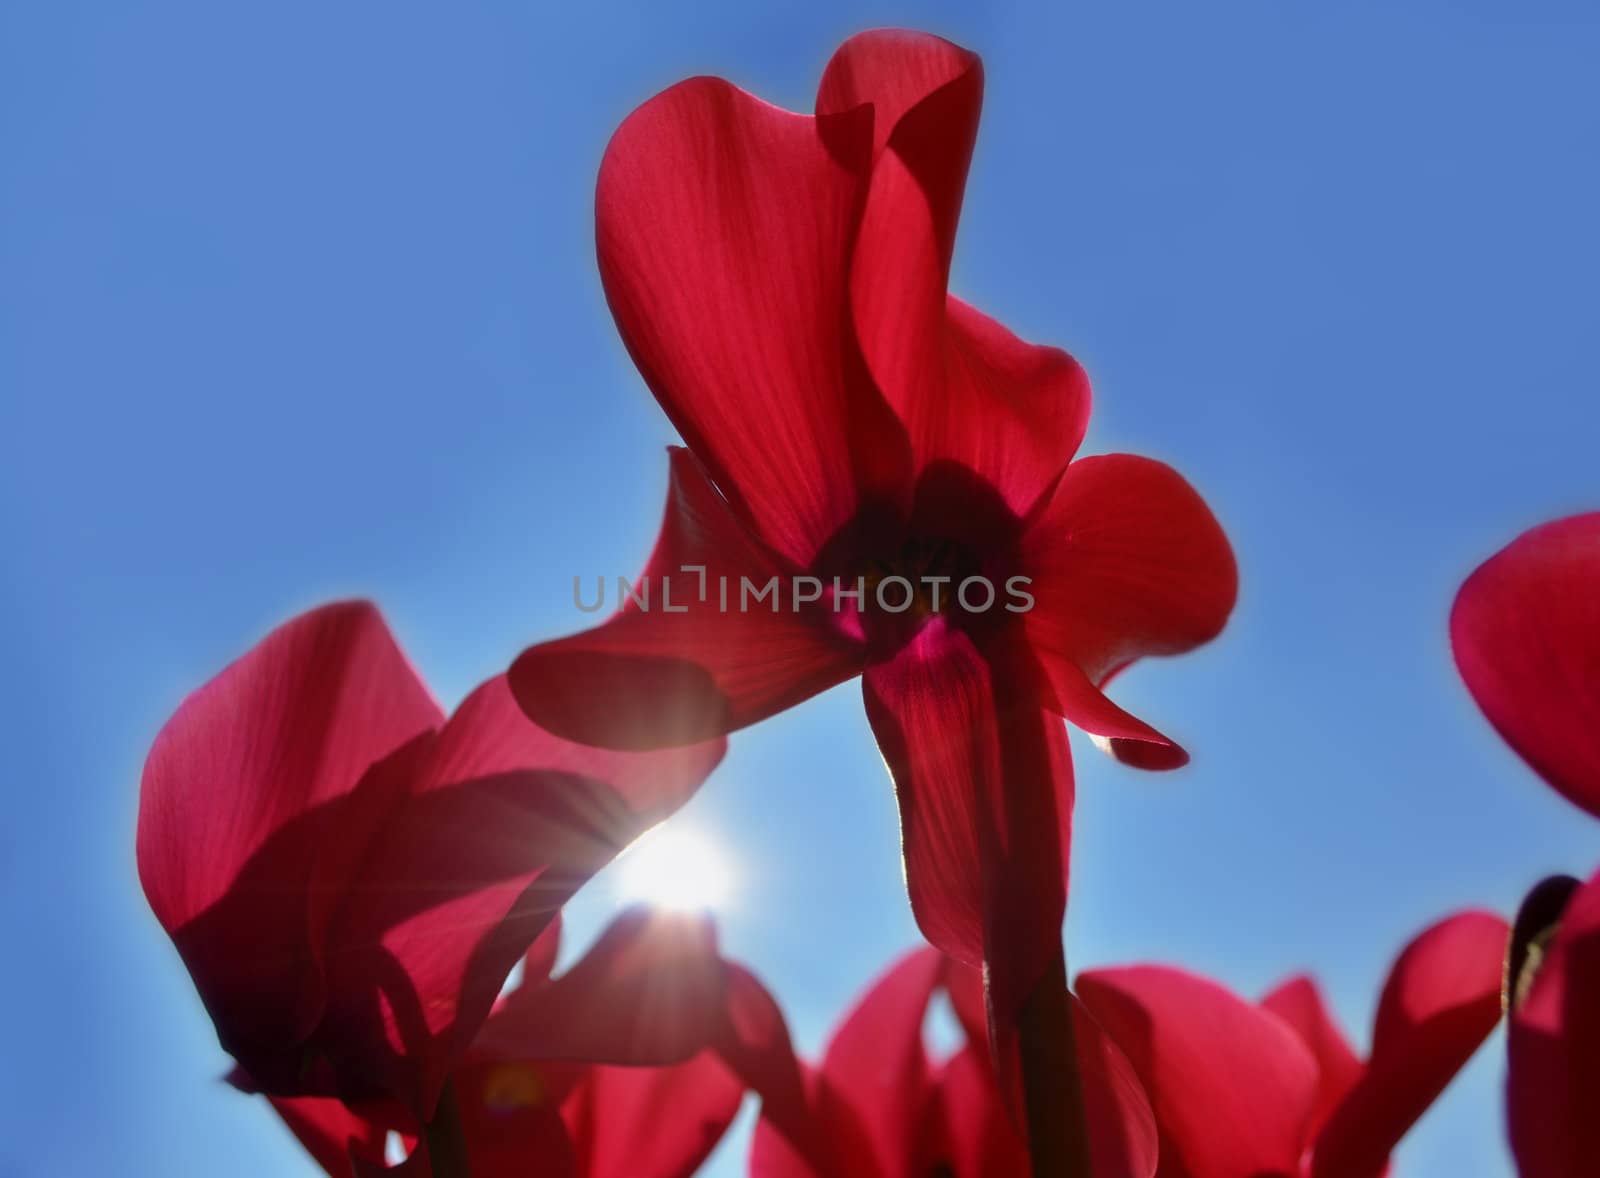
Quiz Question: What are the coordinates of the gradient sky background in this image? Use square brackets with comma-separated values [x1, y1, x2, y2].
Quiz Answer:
[4, 1, 1599, 1174]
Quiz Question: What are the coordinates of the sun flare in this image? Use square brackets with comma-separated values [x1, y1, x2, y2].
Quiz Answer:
[615, 823, 735, 913]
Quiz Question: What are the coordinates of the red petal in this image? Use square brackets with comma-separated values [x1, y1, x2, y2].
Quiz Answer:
[137, 602, 443, 1087]
[475, 908, 728, 1068]
[1260, 975, 1364, 1138]
[749, 1064, 881, 1178]
[510, 449, 862, 751]
[716, 963, 859, 1178]
[315, 686, 722, 1115]
[269, 1096, 388, 1178]
[1032, 652, 1190, 771]
[596, 72, 898, 566]
[1508, 868, 1600, 1177]
[1020, 454, 1237, 764]
[1077, 965, 1320, 1178]
[1308, 911, 1508, 1178]
[861, 621, 1073, 1035]
[1072, 998, 1161, 1178]
[818, 33, 1087, 519]
[930, 1001, 1158, 1178]
[561, 1055, 743, 1178]
[450, 1059, 579, 1178]
[928, 1046, 1030, 1178]
[819, 948, 942, 1177]
[430, 669, 725, 821]
[1450, 512, 1600, 819]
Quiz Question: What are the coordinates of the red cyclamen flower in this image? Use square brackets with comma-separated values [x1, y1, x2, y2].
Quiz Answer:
[1451, 511, 1600, 1176]
[138, 602, 723, 1121]
[749, 947, 1159, 1178]
[266, 907, 797, 1178]
[509, 28, 1237, 1037]
[1077, 910, 1508, 1178]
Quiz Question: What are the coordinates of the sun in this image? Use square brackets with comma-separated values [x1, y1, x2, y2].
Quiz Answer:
[615, 822, 735, 912]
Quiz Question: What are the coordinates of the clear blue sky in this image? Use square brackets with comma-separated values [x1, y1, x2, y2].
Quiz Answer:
[4, 2, 1598, 1174]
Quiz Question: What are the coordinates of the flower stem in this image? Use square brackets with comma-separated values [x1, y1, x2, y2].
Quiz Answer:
[423, 1078, 473, 1178]
[1017, 946, 1094, 1178]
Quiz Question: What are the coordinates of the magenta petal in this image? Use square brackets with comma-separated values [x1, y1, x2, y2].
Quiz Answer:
[1021, 454, 1238, 721]
[929, 1045, 1030, 1178]
[1033, 651, 1190, 771]
[316, 685, 723, 1116]
[475, 908, 728, 1068]
[1261, 975, 1364, 1139]
[1078, 965, 1319, 1178]
[819, 948, 942, 1177]
[561, 1054, 742, 1178]
[1451, 512, 1600, 819]
[596, 73, 894, 566]
[137, 602, 443, 1088]
[269, 1095, 389, 1178]
[510, 449, 862, 752]
[1309, 910, 1508, 1178]
[862, 621, 1073, 1033]
[818, 32, 1089, 519]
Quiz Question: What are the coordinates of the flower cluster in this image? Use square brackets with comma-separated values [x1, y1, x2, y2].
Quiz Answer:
[137, 28, 1593, 1178]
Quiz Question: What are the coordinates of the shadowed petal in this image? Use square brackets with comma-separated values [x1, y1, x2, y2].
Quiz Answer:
[1451, 512, 1600, 820]
[930, 1002, 1158, 1178]
[818, 32, 1087, 518]
[1261, 975, 1363, 1139]
[1078, 965, 1319, 1178]
[1508, 870, 1600, 1178]
[138, 602, 443, 1087]
[1309, 911, 1508, 1178]
[510, 449, 862, 751]
[1020, 454, 1236, 767]
[820, 948, 942, 1178]
[561, 1054, 743, 1178]
[597, 73, 900, 566]
[862, 621, 1073, 1035]
[315, 688, 723, 1116]
[269, 1096, 389, 1178]
[476, 908, 728, 1068]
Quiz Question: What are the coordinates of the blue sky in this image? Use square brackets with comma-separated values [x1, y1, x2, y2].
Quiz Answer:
[3, 2, 1598, 1174]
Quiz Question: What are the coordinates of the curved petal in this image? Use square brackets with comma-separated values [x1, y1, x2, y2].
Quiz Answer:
[1032, 651, 1189, 771]
[1309, 910, 1508, 1178]
[1260, 975, 1364, 1138]
[1077, 965, 1320, 1178]
[713, 963, 810, 1139]
[818, 32, 1087, 519]
[819, 948, 942, 1178]
[1450, 512, 1600, 820]
[749, 1065, 881, 1178]
[137, 602, 443, 1086]
[450, 1060, 580, 1178]
[597, 74, 899, 566]
[561, 1054, 743, 1178]
[1020, 453, 1237, 764]
[476, 908, 728, 1068]
[1072, 999, 1161, 1178]
[861, 621, 1073, 1036]
[930, 1002, 1157, 1178]
[927, 1045, 1029, 1178]
[314, 687, 722, 1116]
[510, 449, 862, 751]
[1508, 869, 1600, 1178]
[269, 1096, 389, 1178]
